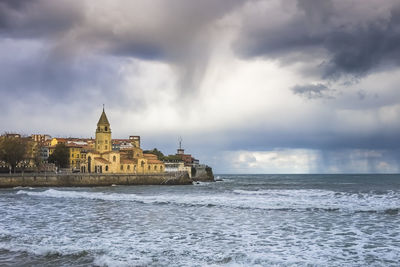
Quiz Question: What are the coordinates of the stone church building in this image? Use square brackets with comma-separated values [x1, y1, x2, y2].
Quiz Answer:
[85, 108, 165, 174]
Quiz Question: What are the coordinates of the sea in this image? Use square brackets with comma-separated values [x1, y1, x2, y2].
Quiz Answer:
[0, 174, 400, 266]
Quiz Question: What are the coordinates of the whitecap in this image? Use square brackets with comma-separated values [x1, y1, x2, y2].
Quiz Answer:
[15, 188, 400, 214]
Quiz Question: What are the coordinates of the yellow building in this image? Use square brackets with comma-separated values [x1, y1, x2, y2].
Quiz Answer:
[84, 108, 164, 174]
[50, 138, 67, 147]
[68, 144, 87, 171]
[95, 109, 112, 154]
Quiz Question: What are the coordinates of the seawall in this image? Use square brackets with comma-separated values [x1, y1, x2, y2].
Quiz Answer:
[192, 165, 215, 182]
[0, 172, 192, 188]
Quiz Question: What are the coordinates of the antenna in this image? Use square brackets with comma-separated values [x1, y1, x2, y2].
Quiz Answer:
[178, 136, 183, 149]
[103, 104, 105, 111]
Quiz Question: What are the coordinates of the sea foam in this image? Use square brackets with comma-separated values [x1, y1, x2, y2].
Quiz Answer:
[16, 188, 400, 213]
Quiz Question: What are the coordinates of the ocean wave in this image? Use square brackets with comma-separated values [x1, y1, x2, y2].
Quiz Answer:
[233, 189, 271, 195]
[0, 242, 90, 258]
[13, 186, 34, 190]
[16, 189, 400, 214]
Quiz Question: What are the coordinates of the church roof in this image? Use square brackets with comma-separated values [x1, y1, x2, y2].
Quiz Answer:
[147, 159, 163, 164]
[97, 108, 110, 125]
[121, 158, 138, 164]
[143, 153, 158, 159]
[94, 157, 111, 164]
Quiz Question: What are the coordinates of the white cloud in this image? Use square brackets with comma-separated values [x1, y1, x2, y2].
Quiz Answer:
[216, 149, 319, 174]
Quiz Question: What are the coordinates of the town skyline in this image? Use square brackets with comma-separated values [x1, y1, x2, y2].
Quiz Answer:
[1, 0, 400, 173]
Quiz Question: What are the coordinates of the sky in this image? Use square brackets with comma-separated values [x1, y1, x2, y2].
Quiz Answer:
[1, 0, 400, 174]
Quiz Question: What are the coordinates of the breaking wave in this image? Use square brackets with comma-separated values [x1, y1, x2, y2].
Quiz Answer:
[16, 188, 400, 214]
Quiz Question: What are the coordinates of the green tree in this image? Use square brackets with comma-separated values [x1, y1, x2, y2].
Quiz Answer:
[162, 154, 182, 161]
[48, 144, 69, 168]
[0, 136, 28, 173]
[143, 148, 165, 160]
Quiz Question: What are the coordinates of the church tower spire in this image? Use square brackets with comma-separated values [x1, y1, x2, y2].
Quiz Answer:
[95, 106, 112, 153]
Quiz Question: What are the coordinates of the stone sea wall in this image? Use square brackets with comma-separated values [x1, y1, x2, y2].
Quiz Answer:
[192, 165, 214, 182]
[0, 172, 192, 188]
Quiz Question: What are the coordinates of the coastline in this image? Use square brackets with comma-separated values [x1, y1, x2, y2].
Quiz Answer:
[0, 172, 192, 188]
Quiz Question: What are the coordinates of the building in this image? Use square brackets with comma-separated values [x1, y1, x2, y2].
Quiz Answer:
[174, 146, 197, 166]
[84, 108, 165, 174]
[31, 134, 51, 143]
[164, 161, 192, 177]
[39, 146, 49, 161]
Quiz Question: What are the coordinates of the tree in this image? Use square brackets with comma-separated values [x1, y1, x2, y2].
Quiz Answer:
[143, 148, 165, 160]
[162, 154, 182, 161]
[48, 144, 69, 168]
[0, 136, 28, 173]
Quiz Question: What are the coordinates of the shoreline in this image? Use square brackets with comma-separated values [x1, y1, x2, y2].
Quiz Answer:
[0, 172, 193, 188]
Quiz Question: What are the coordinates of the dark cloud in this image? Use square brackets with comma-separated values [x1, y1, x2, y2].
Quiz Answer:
[235, 0, 400, 79]
[0, 0, 245, 95]
[202, 110, 400, 152]
[291, 83, 335, 99]
[0, 0, 84, 38]
[0, 0, 31, 10]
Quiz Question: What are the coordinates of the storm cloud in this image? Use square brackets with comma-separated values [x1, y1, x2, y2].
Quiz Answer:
[291, 83, 335, 99]
[235, 0, 400, 78]
[0, 0, 245, 95]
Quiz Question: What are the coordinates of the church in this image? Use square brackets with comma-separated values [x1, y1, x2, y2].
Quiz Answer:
[84, 108, 165, 174]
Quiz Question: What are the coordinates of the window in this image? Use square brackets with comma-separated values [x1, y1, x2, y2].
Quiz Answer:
[113, 156, 116, 162]
[105, 145, 107, 150]
[148, 166, 150, 170]
[154, 166, 157, 170]
[120, 165, 123, 170]
[160, 166, 163, 171]
[127, 165, 130, 170]
[134, 165, 136, 171]
[105, 165, 108, 171]
[105, 140, 108, 144]
[71, 154, 74, 158]
[105, 126, 108, 131]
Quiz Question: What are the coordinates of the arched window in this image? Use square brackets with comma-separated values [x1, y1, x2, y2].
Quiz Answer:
[127, 165, 130, 170]
[141, 161, 144, 167]
[148, 165, 150, 170]
[105, 126, 108, 131]
[120, 165, 123, 170]
[113, 156, 116, 162]
[154, 165, 157, 170]
[160, 166, 163, 171]
[105, 165, 108, 171]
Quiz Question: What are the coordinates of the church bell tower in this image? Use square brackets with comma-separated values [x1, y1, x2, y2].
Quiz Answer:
[95, 106, 112, 153]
